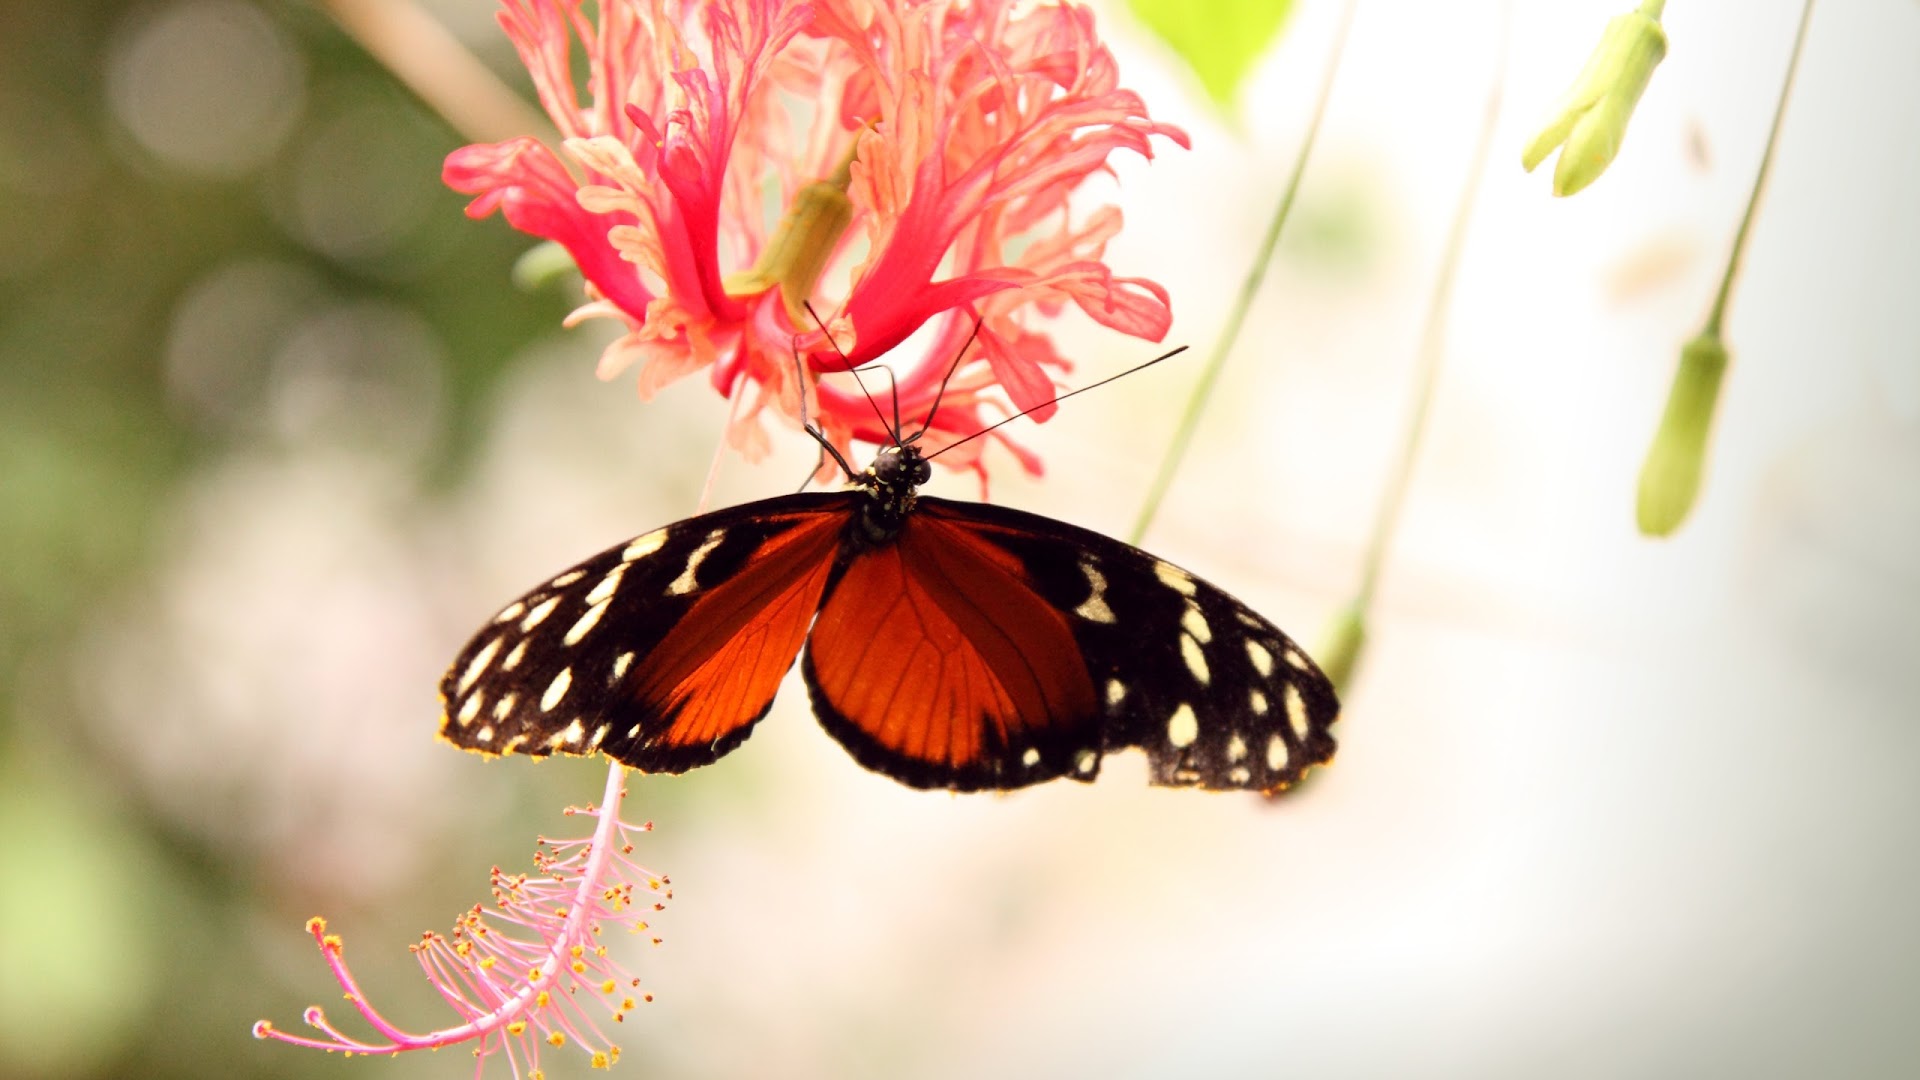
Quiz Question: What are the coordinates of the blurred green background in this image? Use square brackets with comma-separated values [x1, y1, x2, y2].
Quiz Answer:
[3, 1, 1917, 1078]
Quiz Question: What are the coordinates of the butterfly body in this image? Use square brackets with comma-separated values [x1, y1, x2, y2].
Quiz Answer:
[440, 444, 1340, 794]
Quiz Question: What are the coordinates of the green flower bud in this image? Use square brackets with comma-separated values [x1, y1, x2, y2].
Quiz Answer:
[1314, 604, 1368, 696]
[1521, 1, 1667, 197]
[1636, 330, 1729, 537]
[511, 240, 579, 292]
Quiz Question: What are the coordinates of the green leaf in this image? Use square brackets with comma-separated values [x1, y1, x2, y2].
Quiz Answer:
[1126, 0, 1295, 111]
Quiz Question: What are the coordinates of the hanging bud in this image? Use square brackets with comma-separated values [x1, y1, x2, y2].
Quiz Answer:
[1521, 1, 1667, 197]
[1314, 604, 1369, 696]
[511, 240, 579, 292]
[1636, 330, 1729, 537]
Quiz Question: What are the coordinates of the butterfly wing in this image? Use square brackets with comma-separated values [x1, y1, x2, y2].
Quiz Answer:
[802, 497, 1340, 793]
[439, 492, 854, 773]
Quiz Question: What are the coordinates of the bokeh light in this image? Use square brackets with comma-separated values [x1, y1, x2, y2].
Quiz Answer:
[106, 0, 306, 177]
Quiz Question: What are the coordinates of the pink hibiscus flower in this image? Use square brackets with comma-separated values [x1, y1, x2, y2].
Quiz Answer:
[445, 0, 1187, 479]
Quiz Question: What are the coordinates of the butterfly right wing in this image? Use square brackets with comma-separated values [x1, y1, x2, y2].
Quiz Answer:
[438, 492, 855, 773]
[802, 496, 1339, 794]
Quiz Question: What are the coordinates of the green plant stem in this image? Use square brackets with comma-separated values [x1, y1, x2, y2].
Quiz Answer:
[1127, 0, 1360, 546]
[320, 0, 554, 145]
[1702, 0, 1814, 337]
[1351, 4, 1509, 616]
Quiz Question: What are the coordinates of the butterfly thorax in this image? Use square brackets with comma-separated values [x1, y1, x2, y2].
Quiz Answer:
[850, 444, 931, 547]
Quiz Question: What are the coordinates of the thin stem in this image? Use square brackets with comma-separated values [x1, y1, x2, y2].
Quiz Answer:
[1352, 2, 1510, 615]
[1703, 0, 1815, 336]
[319, 0, 554, 144]
[1127, 0, 1360, 546]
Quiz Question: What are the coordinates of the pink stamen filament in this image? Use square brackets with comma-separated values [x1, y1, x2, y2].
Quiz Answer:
[256, 762, 652, 1074]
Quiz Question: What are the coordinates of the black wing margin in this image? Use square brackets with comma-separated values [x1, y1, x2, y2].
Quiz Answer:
[437, 492, 854, 774]
[914, 498, 1341, 795]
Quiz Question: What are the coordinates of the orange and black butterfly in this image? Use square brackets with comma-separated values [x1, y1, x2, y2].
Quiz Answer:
[438, 353, 1340, 794]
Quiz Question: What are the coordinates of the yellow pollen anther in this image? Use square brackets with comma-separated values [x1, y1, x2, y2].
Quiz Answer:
[548, 1032, 566, 1048]
[507, 1021, 527, 1036]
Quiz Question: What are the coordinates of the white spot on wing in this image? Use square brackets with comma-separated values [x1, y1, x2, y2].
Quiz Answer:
[563, 599, 610, 646]
[1285, 684, 1310, 741]
[475, 724, 494, 743]
[1250, 689, 1269, 715]
[668, 529, 726, 596]
[587, 723, 610, 751]
[1227, 733, 1248, 762]
[586, 564, 627, 605]
[1075, 749, 1098, 774]
[612, 651, 634, 683]
[1167, 703, 1198, 748]
[550, 569, 585, 588]
[1235, 610, 1264, 630]
[1267, 734, 1288, 771]
[503, 639, 528, 671]
[622, 528, 668, 562]
[1181, 634, 1210, 685]
[1105, 679, 1127, 707]
[1180, 603, 1211, 643]
[1246, 639, 1274, 676]
[493, 600, 525, 625]
[541, 667, 573, 712]
[492, 692, 516, 720]
[456, 692, 483, 726]
[457, 637, 502, 694]
[1074, 560, 1116, 623]
[1228, 765, 1251, 785]
[1021, 747, 1041, 767]
[548, 717, 585, 748]
[520, 595, 562, 632]
[501, 734, 527, 754]
[1154, 561, 1197, 596]
[1285, 646, 1311, 671]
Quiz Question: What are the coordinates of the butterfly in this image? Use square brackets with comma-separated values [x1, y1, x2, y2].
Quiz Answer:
[437, 353, 1341, 794]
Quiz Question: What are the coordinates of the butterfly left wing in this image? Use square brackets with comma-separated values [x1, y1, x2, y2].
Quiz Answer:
[439, 493, 853, 773]
[802, 497, 1340, 794]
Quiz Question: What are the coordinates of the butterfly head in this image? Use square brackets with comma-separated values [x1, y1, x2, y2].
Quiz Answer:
[852, 444, 931, 544]
[869, 443, 932, 490]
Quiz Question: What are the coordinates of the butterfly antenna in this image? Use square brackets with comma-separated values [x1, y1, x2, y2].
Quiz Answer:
[926, 346, 1190, 462]
[792, 332, 860, 487]
[906, 314, 985, 446]
[804, 301, 898, 445]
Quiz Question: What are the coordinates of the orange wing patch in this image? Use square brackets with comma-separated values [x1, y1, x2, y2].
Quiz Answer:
[631, 510, 843, 750]
[805, 511, 1099, 786]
